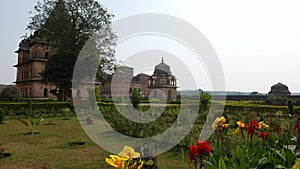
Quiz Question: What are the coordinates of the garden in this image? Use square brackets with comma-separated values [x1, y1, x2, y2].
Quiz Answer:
[0, 100, 300, 168]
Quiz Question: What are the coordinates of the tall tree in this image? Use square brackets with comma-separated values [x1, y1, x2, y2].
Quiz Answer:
[27, 0, 117, 101]
[199, 92, 211, 112]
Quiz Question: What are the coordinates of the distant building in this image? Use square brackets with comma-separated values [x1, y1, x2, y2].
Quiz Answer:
[268, 82, 291, 97]
[101, 58, 177, 100]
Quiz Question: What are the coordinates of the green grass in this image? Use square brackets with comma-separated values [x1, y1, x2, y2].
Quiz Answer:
[0, 117, 192, 169]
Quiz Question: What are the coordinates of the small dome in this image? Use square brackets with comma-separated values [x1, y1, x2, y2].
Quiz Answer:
[154, 58, 171, 75]
[268, 82, 291, 97]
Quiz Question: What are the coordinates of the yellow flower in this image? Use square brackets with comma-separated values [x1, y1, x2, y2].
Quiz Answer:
[258, 121, 269, 130]
[118, 146, 140, 159]
[212, 116, 229, 130]
[292, 157, 300, 169]
[233, 128, 240, 135]
[219, 116, 227, 125]
[106, 155, 129, 169]
[237, 120, 246, 129]
[222, 123, 230, 129]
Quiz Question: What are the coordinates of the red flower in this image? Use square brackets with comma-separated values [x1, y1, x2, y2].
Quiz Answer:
[295, 123, 299, 129]
[297, 110, 300, 115]
[248, 118, 259, 128]
[197, 140, 212, 155]
[189, 140, 212, 162]
[259, 131, 268, 139]
[247, 118, 258, 135]
[189, 145, 198, 162]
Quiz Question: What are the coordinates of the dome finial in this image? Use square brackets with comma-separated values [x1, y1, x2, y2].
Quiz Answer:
[162, 57, 164, 63]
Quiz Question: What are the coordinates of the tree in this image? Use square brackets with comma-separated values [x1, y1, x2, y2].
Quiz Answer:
[200, 92, 211, 112]
[40, 52, 76, 101]
[0, 85, 21, 101]
[131, 88, 143, 108]
[27, 0, 117, 101]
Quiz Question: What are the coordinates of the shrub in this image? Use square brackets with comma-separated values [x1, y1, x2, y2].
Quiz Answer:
[0, 85, 21, 101]
[131, 88, 143, 108]
[0, 108, 4, 124]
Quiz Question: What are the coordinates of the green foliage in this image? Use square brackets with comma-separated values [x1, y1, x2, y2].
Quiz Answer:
[131, 88, 143, 108]
[265, 96, 288, 106]
[41, 52, 76, 101]
[0, 85, 21, 100]
[19, 117, 44, 135]
[0, 102, 70, 117]
[29, 0, 117, 101]
[0, 108, 5, 124]
[60, 107, 71, 117]
[288, 99, 295, 115]
[200, 92, 211, 112]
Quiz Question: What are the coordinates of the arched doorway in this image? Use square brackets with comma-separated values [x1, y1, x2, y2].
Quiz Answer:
[44, 88, 48, 97]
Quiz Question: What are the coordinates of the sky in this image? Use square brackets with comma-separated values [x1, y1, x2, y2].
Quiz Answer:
[1, 0, 300, 93]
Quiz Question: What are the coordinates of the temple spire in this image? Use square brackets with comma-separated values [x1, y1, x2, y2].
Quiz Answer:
[161, 57, 164, 63]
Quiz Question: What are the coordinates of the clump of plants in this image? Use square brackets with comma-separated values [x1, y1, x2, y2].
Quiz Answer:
[0, 145, 12, 159]
[0, 85, 21, 101]
[60, 140, 86, 149]
[60, 107, 72, 120]
[131, 88, 143, 108]
[0, 108, 5, 124]
[19, 117, 44, 135]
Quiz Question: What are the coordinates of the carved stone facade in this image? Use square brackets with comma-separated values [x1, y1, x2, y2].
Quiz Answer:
[14, 32, 56, 98]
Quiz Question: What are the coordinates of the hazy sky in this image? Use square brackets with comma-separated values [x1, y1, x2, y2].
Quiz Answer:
[1, 0, 300, 93]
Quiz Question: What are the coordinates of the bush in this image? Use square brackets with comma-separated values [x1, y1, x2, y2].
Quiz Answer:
[0, 108, 5, 124]
[131, 88, 143, 108]
[0, 85, 21, 100]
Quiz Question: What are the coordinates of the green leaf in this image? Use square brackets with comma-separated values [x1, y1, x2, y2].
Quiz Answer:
[275, 164, 287, 169]
[258, 157, 267, 165]
[204, 160, 218, 169]
[29, 117, 35, 126]
[219, 157, 227, 169]
[35, 117, 44, 126]
[285, 149, 295, 167]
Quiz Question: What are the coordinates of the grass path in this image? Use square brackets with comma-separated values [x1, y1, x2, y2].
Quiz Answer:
[0, 117, 191, 169]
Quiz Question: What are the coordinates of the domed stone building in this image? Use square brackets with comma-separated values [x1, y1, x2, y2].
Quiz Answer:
[148, 58, 177, 100]
[268, 82, 291, 97]
[100, 58, 178, 100]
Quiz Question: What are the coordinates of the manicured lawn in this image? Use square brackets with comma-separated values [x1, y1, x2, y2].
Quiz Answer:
[0, 117, 190, 169]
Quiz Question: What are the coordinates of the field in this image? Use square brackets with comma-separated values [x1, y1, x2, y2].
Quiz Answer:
[0, 101, 300, 168]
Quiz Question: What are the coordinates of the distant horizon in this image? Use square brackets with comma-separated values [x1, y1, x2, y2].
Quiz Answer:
[1, 82, 299, 94]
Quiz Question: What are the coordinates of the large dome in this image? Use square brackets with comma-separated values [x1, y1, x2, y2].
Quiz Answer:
[268, 82, 291, 97]
[154, 58, 171, 75]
